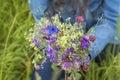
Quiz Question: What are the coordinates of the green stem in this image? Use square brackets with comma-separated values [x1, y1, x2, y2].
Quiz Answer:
[65, 71, 67, 80]
[26, 59, 31, 80]
[73, 72, 76, 80]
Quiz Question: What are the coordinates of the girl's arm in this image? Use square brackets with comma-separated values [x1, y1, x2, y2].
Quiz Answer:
[88, 0, 120, 59]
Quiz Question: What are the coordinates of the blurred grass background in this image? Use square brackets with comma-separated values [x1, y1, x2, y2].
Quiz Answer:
[0, 0, 34, 80]
[0, 0, 120, 80]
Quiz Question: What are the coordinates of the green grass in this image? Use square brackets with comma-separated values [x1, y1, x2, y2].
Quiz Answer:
[0, 0, 120, 80]
[0, 0, 34, 80]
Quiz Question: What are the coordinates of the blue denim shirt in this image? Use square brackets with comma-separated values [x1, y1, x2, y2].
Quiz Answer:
[28, 0, 120, 59]
[29, 0, 120, 80]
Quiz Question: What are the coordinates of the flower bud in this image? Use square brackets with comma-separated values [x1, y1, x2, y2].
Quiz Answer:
[76, 16, 84, 23]
[82, 65, 89, 72]
[89, 36, 96, 42]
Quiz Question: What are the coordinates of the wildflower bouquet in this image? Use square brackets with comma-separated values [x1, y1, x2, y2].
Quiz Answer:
[25, 14, 96, 79]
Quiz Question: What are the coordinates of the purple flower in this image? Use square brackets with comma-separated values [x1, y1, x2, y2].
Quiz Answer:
[46, 32, 51, 36]
[48, 37, 57, 44]
[81, 42, 88, 49]
[77, 58, 82, 64]
[55, 45, 60, 51]
[84, 61, 88, 66]
[32, 37, 40, 47]
[83, 55, 90, 65]
[46, 45, 54, 55]
[64, 51, 70, 56]
[48, 25, 59, 35]
[73, 54, 78, 60]
[46, 46, 56, 62]
[42, 26, 51, 36]
[50, 55, 57, 62]
[83, 55, 90, 66]
[64, 62, 71, 68]
[86, 54, 90, 61]
[60, 53, 69, 62]
[82, 36, 89, 42]
[64, 47, 74, 56]
[67, 47, 74, 53]
[60, 54, 65, 59]
[42, 26, 48, 31]
[32, 37, 37, 42]
[81, 36, 89, 50]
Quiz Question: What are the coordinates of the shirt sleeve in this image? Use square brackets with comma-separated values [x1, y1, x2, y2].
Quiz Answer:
[28, 0, 48, 22]
[88, 0, 120, 59]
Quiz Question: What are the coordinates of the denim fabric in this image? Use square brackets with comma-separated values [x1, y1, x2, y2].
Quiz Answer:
[86, 0, 120, 58]
[28, 0, 120, 80]
[28, 0, 48, 21]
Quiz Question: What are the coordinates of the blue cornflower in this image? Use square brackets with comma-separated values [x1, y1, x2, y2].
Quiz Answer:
[48, 25, 59, 35]
[32, 37, 40, 47]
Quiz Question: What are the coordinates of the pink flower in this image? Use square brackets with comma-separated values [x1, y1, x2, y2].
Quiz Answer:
[76, 16, 84, 23]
